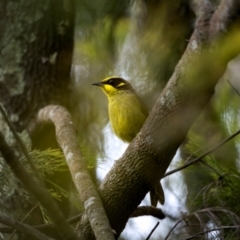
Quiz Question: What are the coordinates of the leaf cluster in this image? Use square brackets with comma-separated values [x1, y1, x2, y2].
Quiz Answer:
[0, 148, 81, 223]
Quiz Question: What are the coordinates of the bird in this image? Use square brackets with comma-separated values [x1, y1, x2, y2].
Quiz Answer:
[92, 76, 165, 206]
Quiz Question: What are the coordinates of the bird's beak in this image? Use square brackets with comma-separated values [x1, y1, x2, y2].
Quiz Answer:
[92, 82, 104, 87]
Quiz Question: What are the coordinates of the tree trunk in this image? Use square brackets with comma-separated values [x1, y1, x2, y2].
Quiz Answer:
[0, 0, 74, 134]
[0, 0, 75, 232]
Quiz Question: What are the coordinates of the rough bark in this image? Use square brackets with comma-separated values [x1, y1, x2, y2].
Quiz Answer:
[0, 0, 75, 225]
[0, 0, 74, 134]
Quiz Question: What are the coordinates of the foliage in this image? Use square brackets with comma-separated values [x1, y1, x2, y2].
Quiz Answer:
[165, 208, 240, 240]
[177, 87, 240, 240]
[22, 149, 68, 176]
[0, 148, 82, 223]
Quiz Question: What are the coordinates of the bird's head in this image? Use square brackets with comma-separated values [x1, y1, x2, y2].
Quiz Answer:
[92, 76, 133, 97]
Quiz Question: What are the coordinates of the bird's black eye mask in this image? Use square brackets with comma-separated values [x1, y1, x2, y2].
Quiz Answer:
[107, 78, 131, 90]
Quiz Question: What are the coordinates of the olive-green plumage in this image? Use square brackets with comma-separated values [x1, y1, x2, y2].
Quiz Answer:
[92, 76, 164, 206]
[93, 76, 148, 142]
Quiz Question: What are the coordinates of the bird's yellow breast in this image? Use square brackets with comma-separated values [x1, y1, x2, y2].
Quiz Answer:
[108, 92, 148, 142]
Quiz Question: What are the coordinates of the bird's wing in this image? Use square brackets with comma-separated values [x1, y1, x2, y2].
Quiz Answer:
[134, 93, 149, 117]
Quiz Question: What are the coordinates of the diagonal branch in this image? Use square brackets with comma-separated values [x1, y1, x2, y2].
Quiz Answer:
[0, 132, 78, 240]
[0, 215, 54, 240]
[163, 129, 240, 178]
[37, 105, 115, 240]
[0, 104, 44, 187]
[146, 222, 160, 240]
[0, 213, 83, 235]
[228, 79, 240, 96]
[6, 205, 39, 240]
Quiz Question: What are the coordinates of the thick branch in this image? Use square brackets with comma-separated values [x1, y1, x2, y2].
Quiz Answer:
[0, 132, 77, 240]
[37, 105, 115, 240]
[131, 206, 165, 219]
[0, 215, 54, 240]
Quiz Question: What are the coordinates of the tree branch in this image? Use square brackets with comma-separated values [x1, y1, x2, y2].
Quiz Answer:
[164, 207, 240, 240]
[210, 0, 240, 38]
[228, 79, 240, 96]
[185, 226, 240, 240]
[163, 129, 240, 178]
[0, 104, 44, 187]
[146, 222, 159, 240]
[131, 206, 165, 219]
[191, 0, 213, 18]
[37, 105, 115, 240]
[0, 132, 78, 240]
[0, 215, 54, 240]
[0, 214, 83, 235]
[34, 213, 83, 231]
[6, 205, 39, 240]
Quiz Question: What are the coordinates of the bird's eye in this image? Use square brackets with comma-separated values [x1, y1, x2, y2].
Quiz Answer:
[108, 79, 114, 84]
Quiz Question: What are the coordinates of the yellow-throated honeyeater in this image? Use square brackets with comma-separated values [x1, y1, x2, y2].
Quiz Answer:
[92, 76, 164, 206]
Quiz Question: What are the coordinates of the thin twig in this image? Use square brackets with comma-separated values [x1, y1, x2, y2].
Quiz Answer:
[199, 159, 222, 176]
[146, 222, 159, 240]
[0, 215, 54, 240]
[163, 129, 240, 178]
[0, 213, 83, 233]
[7, 205, 39, 240]
[0, 104, 44, 187]
[185, 226, 240, 240]
[34, 213, 83, 231]
[164, 214, 185, 240]
[165, 207, 240, 240]
[227, 79, 240, 96]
